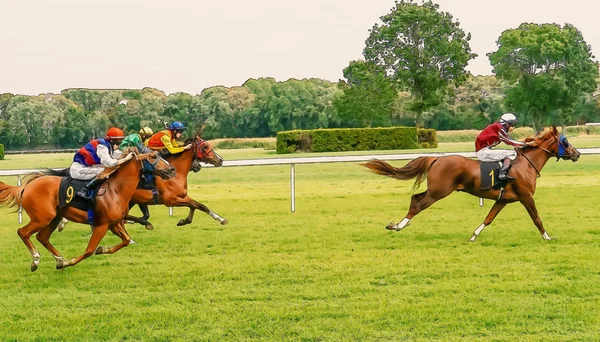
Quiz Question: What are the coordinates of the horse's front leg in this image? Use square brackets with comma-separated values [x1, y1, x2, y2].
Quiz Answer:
[95, 222, 133, 255]
[56, 223, 110, 269]
[520, 196, 553, 240]
[169, 195, 228, 226]
[470, 201, 507, 242]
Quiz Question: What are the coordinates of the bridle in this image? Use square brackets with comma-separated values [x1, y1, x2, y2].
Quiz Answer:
[516, 132, 571, 178]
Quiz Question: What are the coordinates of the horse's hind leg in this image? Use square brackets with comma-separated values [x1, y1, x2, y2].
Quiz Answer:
[469, 201, 507, 242]
[17, 221, 49, 272]
[36, 216, 66, 265]
[387, 187, 453, 231]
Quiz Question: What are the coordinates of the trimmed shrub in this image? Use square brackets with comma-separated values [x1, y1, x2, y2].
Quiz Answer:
[0, 143, 4, 160]
[212, 138, 276, 150]
[277, 127, 435, 154]
[417, 129, 437, 148]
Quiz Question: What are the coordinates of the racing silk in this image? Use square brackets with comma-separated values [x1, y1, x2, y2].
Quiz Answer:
[146, 130, 185, 154]
[73, 139, 119, 167]
[475, 122, 526, 152]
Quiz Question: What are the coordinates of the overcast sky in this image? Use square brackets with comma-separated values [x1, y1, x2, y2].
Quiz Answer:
[1, 0, 598, 95]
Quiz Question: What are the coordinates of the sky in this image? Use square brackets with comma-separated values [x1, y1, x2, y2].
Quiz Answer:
[1, 0, 598, 96]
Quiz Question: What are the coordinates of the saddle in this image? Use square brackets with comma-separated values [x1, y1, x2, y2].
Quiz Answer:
[59, 177, 100, 225]
[479, 161, 509, 191]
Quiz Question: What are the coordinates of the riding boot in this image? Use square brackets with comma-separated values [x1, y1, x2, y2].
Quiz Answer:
[497, 158, 511, 181]
[77, 178, 104, 200]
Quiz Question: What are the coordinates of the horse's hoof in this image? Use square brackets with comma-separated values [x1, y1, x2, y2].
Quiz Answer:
[95, 246, 104, 255]
[469, 236, 477, 242]
[177, 219, 189, 226]
[31, 262, 39, 272]
[145, 224, 154, 231]
[220, 219, 229, 226]
[385, 222, 396, 230]
[56, 259, 65, 269]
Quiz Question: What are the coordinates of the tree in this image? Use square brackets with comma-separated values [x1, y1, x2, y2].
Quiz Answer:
[488, 23, 599, 130]
[334, 60, 396, 128]
[363, 0, 476, 127]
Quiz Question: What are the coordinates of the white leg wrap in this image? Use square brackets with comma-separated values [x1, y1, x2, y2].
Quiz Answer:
[470, 224, 486, 242]
[209, 211, 225, 222]
[395, 218, 411, 230]
[542, 232, 552, 240]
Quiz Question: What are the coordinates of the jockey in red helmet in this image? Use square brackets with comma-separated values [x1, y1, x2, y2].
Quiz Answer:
[69, 127, 133, 199]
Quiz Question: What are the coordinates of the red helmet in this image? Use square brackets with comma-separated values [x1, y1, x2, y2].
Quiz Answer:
[105, 127, 125, 141]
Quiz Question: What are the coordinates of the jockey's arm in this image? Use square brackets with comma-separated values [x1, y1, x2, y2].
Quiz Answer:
[499, 129, 526, 147]
[96, 144, 120, 167]
[160, 134, 185, 154]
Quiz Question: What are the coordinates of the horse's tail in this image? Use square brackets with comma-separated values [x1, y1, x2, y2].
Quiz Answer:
[0, 182, 25, 208]
[363, 157, 437, 190]
[22, 168, 69, 184]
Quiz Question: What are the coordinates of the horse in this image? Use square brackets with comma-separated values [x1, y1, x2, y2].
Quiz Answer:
[124, 135, 226, 230]
[363, 126, 580, 241]
[0, 148, 175, 271]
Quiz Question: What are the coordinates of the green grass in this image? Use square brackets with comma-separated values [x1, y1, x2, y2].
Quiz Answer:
[1, 145, 600, 340]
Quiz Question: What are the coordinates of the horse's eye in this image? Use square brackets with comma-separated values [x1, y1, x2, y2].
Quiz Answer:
[203, 145, 209, 150]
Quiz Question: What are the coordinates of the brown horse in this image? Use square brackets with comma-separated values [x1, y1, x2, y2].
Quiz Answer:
[125, 135, 226, 230]
[364, 127, 580, 241]
[0, 149, 175, 271]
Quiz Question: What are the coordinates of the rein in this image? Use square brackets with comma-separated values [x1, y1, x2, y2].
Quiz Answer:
[516, 134, 558, 178]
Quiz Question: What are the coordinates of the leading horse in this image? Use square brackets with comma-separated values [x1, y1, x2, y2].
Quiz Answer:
[0, 148, 175, 271]
[125, 135, 226, 230]
[364, 127, 580, 241]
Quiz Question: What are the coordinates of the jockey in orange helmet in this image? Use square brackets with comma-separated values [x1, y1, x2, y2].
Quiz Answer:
[146, 121, 192, 154]
[70, 127, 133, 199]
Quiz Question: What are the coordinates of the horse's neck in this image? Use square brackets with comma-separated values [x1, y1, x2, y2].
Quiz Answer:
[520, 146, 552, 173]
[107, 159, 141, 194]
[168, 150, 193, 179]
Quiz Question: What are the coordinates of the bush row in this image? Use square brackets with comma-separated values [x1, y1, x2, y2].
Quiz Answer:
[276, 127, 437, 154]
[0, 143, 4, 160]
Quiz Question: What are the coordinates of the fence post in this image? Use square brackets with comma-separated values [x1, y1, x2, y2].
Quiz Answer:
[290, 164, 295, 213]
[169, 207, 173, 216]
[17, 175, 23, 224]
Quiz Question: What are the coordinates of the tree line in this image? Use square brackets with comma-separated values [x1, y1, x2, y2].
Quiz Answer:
[1, 0, 599, 149]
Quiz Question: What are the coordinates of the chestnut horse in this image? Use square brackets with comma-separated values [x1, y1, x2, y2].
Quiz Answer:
[0, 149, 175, 271]
[364, 127, 580, 241]
[124, 135, 227, 230]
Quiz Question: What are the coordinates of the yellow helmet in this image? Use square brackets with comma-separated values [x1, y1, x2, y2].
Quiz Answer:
[139, 127, 153, 136]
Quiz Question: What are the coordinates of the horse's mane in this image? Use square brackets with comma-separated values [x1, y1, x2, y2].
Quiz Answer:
[23, 168, 69, 185]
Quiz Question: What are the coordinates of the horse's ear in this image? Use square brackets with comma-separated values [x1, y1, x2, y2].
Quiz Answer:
[552, 125, 559, 134]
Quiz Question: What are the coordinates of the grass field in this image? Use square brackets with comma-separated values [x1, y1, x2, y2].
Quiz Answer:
[1, 140, 600, 341]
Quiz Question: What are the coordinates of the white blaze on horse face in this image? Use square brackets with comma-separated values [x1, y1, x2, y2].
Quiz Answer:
[394, 218, 411, 230]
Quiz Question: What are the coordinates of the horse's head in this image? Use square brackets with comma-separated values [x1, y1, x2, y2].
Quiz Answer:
[191, 135, 223, 168]
[134, 147, 176, 180]
[526, 126, 580, 162]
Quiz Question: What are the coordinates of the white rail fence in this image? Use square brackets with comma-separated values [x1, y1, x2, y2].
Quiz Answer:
[2, 148, 600, 223]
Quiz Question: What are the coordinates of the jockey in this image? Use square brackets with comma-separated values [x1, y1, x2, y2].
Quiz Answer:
[475, 113, 532, 180]
[120, 127, 154, 153]
[146, 121, 192, 155]
[70, 127, 133, 199]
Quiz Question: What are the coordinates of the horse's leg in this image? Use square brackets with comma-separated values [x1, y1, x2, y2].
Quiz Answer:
[172, 196, 228, 226]
[469, 201, 507, 242]
[57, 217, 68, 232]
[56, 223, 110, 269]
[35, 216, 66, 266]
[386, 187, 452, 231]
[95, 222, 132, 255]
[17, 221, 48, 272]
[520, 196, 553, 240]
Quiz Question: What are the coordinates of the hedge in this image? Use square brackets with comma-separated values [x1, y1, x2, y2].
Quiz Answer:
[0, 143, 4, 160]
[276, 127, 437, 154]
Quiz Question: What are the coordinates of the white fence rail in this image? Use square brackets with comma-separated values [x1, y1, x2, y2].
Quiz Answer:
[2, 148, 600, 223]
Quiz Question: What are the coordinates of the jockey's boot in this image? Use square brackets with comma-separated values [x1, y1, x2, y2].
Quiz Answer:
[77, 178, 103, 200]
[497, 158, 512, 181]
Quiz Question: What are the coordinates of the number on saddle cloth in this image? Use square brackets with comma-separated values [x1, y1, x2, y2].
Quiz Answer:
[59, 177, 98, 225]
[479, 161, 503, 191]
